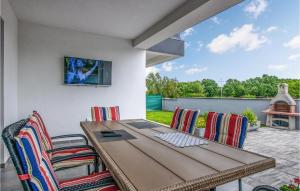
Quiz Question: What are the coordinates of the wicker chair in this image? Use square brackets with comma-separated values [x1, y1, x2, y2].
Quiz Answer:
[2, 119, 118, 191]
[252, 185, 280, 191]
[2, 119, 32, 191]
[91, 106, 120, 122]
[31, 111, 101, 173]
[204, 112, 248, 191]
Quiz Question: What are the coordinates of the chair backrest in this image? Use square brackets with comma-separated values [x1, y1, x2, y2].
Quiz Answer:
[32, 111, 53, 150]
[218, 113, 248, 148]
[170, 107, 181, 129]
[170, 107, 200, 134]
[252, 185, 279, 191]
[15, 122, 60, 191]
[91, 106, 120, 122]
[203, 112, 223, 141]
[203, 112, 248, 148]
[2, 119, 32, 191]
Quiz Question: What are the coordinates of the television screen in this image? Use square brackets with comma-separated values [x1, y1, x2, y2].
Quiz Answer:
[64, 56, 112, 85]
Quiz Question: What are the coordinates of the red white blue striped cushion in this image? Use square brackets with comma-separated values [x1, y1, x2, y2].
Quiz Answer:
[60, 170, 119, 190]
[32, 111, 53, 150]
[51, 147, 96, 171]
[28, 115, 97, 171]
[170, 107, 181, 129]
[177, 109, 199, 134]
[218, 113, 248, 148]
[15, 125, 60, 191]
[91, 106, 120, 122]
[170, 107, 199, 134]
[204, 112, 223, 141]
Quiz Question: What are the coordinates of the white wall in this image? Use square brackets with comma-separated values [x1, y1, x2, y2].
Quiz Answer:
[18, 22, 146, 136]
[1, 0, 18, 164]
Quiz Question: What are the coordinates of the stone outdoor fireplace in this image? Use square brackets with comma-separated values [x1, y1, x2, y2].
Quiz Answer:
[263, 83, 300, 130]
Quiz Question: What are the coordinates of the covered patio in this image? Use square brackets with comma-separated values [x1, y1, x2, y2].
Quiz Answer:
[0, 0, 297, 191]
[1, 125, 299, 191]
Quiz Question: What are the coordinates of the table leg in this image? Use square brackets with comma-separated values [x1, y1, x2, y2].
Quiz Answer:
[238, 179, 242, 191]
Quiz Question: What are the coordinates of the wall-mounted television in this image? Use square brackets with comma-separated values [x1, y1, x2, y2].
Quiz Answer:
[64, 56, 112, 86]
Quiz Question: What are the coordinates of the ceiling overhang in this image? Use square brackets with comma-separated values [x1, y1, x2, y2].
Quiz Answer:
[10, 0, 242, 50]
[133, 0, 242, 49]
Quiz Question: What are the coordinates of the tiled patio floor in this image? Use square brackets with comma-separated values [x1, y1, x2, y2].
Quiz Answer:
[242, 127, 300, 188]
[1, 127, 299, 191]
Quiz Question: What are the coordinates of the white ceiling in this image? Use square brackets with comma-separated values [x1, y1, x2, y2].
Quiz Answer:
[9, 0, 186, 39]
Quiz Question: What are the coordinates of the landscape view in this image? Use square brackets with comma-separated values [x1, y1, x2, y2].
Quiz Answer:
[147, 0, 299, 99]
[146, 1, 300, 189]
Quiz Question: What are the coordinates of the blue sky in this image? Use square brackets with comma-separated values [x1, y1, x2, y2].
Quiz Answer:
[147, 0, 300, 84]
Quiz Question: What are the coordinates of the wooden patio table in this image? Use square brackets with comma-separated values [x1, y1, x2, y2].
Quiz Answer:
[81, 120, 275, 191]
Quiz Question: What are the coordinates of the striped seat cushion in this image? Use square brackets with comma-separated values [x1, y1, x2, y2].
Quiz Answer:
[177, 109, 199, 134]
[32, 111, 53, 150]
[204, 112, 223, 141]
[51, 147, 96, 171]
[218, 113, 248, 148]
[170, 107, 181, 129]
[91, 106, 120, 122]
[30, 113, 97, 171]
[15, 124, 60, 191]
[60, 170, 119, 191]
[170, 107, 199, 134]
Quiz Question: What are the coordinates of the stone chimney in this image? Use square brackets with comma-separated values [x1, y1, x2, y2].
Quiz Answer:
[270, 83, 296, 106]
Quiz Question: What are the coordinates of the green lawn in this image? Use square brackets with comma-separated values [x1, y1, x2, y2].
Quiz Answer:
[146, 110, 205, 128]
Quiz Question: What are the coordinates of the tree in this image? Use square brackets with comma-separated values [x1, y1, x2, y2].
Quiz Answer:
[243, 74, 279, 97]
[146, 72, 178, 98]
[202, 79, 219, 97]
[223, 79, 245, 97]
[280, 79, 300, 98]
[177, 81, 205, 97]
[146, 72, 300, 98]
[260, 74, 279, 97]
[146, 73, 163, 95]
[161, 77, 178, 98]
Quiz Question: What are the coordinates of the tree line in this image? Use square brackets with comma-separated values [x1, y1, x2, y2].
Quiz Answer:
[146, 73, 300, 98]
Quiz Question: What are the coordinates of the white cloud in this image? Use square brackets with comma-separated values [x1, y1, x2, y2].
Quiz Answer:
[162, 62, 174, 72]
[185, 66, 208, 75]
[207, 24, 267, 54]
[211, 16, 220, 25]
[146, 66, 159, 75]
[284, 35, 300, 49]
[185, 42, 191, 49]
[175, 64, 185, 70]
[288, 54, 300, 61]
[181, 27, 194, 38]
[268, 64, 287, 71]
[266, 26, 278, 33]
[244, 0, 268, 18]
[196, 41, 204, 51]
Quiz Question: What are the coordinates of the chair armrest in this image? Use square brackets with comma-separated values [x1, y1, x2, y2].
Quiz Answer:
[51, 134, 88, 145]
[47, 145, 95, 154]
[51, 152, 99, 164]
[50, 146, 100, 172]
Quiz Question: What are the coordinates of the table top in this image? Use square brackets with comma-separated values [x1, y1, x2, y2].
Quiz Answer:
[81, 120, 275, 191]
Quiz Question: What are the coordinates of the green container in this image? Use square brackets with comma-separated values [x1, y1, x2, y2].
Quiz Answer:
[146, 95, 162, 111]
